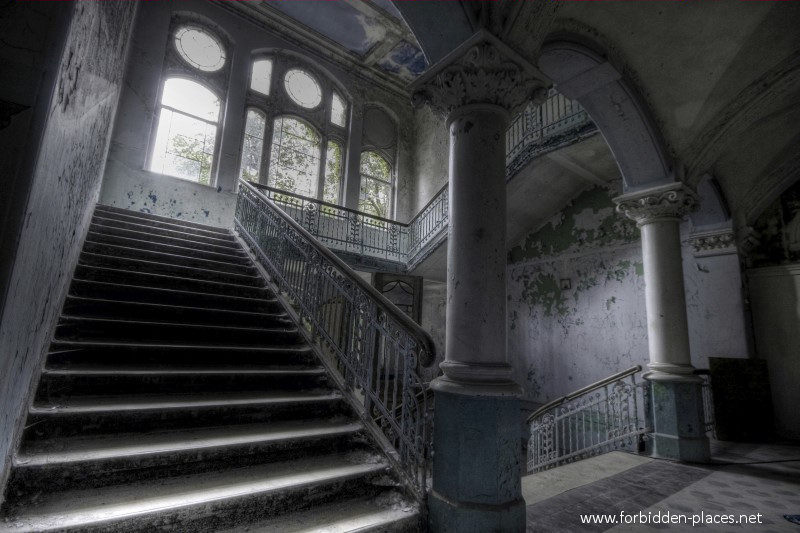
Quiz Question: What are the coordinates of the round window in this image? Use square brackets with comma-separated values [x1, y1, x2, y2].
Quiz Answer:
[174, 26, 226, 72]
[283, 69, 322, 109]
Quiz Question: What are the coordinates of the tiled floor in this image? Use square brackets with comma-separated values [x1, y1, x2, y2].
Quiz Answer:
[524, 441, 800, 532]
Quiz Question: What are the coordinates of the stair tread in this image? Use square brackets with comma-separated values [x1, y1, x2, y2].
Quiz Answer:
[42, 367, 325, 376]
[87, 232, 247, 263]
[58, 315, 297, 334]
[215, 492, 418, 533]
[16, 419, 363, 466]
[93, 205, 232, 234]
[74, 264, 264, 291]
[0, 453, 387, 531]
[90, 223, 244, 254]
[63, 296, 284, 319]
[78, 251, 263, 282]
[31, 391, 342, 413]
[69, 279, 277, 305]
[92, 215, 238, 246]
[82, 240, 254, 271]
[49, 339, 311, 352]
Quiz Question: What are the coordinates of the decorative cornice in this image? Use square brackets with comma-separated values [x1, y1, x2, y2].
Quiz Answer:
[614, 182, 699, 226]
[409, 29, 549, 117]
[687, 228, 736, 258]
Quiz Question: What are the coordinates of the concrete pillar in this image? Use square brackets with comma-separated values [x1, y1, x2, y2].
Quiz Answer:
[615, 182, 710, 463]
[410, 30, 549, 532]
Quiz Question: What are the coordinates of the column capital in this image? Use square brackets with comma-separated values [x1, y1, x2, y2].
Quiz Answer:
[409, 29, 549, 117]
[614, 182, 699, 226]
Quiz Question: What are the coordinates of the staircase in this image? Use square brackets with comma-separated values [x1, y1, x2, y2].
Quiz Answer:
[0, 205, 420, 532]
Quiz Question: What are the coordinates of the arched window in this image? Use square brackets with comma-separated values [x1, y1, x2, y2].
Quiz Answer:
[240, 55, 348, 205]
[359, 151, 393, 218]
[268, 116, 321, 198]
[150, 78, 220, 185]
[149, 23, 228, 186]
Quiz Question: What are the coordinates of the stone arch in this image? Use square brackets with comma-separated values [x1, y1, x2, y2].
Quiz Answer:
[537, 37, 672, 192]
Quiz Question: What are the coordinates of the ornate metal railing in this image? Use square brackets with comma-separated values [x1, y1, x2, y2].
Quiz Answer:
[246, 90, 593, 272]
[235, 180, 434, 498]
[252, 184, 410, 264]
[696, 369, 716, 436]
[526, 366, 652, 473]
[407, 183, 449, 267]
[506, 88, 597, 178]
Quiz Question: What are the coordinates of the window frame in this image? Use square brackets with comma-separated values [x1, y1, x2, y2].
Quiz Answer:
[239, 53, 348, 205]
[359, 149, 395, 219]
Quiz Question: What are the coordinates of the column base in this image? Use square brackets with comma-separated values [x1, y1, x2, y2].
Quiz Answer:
[428, 388, 525, 533]
[429, 490, 526, 533]
[650, 380, 710, 463]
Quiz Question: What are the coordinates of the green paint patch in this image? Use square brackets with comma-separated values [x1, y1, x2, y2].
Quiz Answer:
[520, 272, 571, 318]
[606, 296, 617, 310]
[634, 261, 644, 276]
[508, 187, 639, 264]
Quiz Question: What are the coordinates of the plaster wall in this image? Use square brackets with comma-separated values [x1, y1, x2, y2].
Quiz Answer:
[420, 279, 447, 383]
[0, 2, 136, 499]
[102, 0, 416, 228]
[747, 265, 800, 439]
[411, 106, 449, 215]
[506, 187, 749, 405]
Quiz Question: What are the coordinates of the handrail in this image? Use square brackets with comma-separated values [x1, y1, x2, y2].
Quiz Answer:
[408, 181, 449, 228]
[527, 365, 642, 423]
[238, 179, 436, 367]
[249, 182, 405, 227]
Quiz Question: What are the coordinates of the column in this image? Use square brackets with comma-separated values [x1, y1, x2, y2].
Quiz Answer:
[410, 30, 548, 533]
[615, 182, 710, 462]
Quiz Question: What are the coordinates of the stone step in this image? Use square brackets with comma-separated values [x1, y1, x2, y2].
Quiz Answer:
[0, 452, 390, 532]
[62, 296, 284, 327]
[46, 341, 315, 369]
[86, 231, 251, 266]
[89, 222, 246, 257]
[35, 367, 330, 401]
[73, 265, 269, 298]
[54, 316, 303, 346]
[78, 251, 265, 286]
[82, 240, 257, 275]
[69, 279, 280, 312]
[24, 391, 349, 441]
[215, 491, 420, 533]
[91, 216, 242, 251]
[94, 204, 232, 237]
[8, 420, 365, 498]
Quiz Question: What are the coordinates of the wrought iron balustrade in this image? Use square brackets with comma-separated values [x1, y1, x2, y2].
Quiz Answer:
[244, 89, 593, 273]
[696, 369, 716, 437]
[527, 366, 652, 474]
[235, 180, 434, 498]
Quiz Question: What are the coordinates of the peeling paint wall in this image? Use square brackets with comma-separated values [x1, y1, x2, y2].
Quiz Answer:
[507, 186, 749, 406]
[0, 3, 136, 500]
[420, 279, 447, 383]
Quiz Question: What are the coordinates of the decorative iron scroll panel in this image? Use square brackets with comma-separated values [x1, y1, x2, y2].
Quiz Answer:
[235, 182, 431, 497]
[527, 372, 652, 473]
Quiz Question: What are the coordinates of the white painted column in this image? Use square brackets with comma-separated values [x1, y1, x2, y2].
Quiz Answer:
[410, 30, 549, 532]
[615, 182, 710, 462]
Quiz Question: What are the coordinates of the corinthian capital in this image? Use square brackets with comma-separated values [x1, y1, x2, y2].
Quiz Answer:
[614, 182, 699, 226]
[409, 29, 550, 117]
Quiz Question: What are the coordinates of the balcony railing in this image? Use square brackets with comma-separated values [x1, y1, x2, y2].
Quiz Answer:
[247, 90, 594, 271]
[235, 180, 434, 499]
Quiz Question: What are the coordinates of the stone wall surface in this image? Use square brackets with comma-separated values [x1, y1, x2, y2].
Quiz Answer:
[411, 105, 449, 216]
[0, 2, 136, 500]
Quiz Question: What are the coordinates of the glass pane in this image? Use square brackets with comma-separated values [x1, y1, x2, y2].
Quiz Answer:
[360, 151, 390, 180]
[359, 177, 391, 218]
[150, 108, 216, 185]
[331, 91, 347, 127]
[324, 140, 343, 204]
[268, 116, 321, 197]
[240, 109, 266, 182]
[161, 78, 220, 122]
[283, 69, 322, 109]
[251, 59, 272, 96]
[174, 26, 226, 72]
